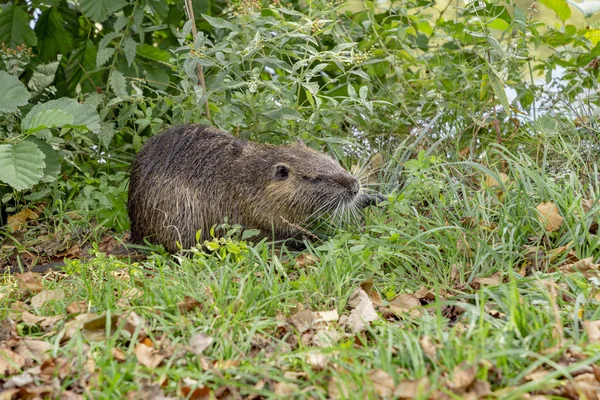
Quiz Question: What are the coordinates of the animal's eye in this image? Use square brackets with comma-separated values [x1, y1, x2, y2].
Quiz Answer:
[275, 164, 289, 180]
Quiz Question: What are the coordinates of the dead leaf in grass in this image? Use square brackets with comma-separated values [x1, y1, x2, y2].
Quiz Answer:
[180, 385, 210, 400]
[0, 349, 24, 375]
[559, 257, 599, 275]
[0, 318, 17, 342]
[584, 320, 600, 344]
[328, 376, 355, 399]
[55, 244, 82, 259]
[448, 363, 476, 391]
[190, 332, 214, 356]
[15, 272, 43, 293]
[66, 300, 88, 314]
[393, 378, 430, 399]
[288, 308, 314, 333]
[419, 336, 438, 360]
[8, 209, 39, 231]
[21, 311, 63, 331]
[294, 253, 319, 268]
[389, 293, 421, 317]
[484, 172, 509, 188]
[368, 369, 395, 397]
[361, 278, 383, 306]
[119, 311, 148, 340]
[471, 272, 502, 289]
[213, 359, 240, 369]
[3, 371, 35, 388]
[306, 351, 328, 371]
[177, 296, 202, 313]
[135, 342, 165, 368]
[313, 310, 339, 323]
[536, 202, 564, 232]
[340, 288, 379, 332]
[40, 357, 71, 380]
[15, 339, 51, 364]
[112, 348, 126, 362]
[273, 382, 299, 395]
[31, 289, 65, 308]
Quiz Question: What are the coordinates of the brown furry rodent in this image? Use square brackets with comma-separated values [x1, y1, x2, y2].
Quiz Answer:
[128, 124, 384, 252]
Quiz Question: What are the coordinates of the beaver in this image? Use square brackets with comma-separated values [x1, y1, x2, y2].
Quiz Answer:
[128, 124, 384, 252]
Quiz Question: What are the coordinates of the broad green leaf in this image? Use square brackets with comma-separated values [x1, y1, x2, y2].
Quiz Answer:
[585, 29, 600, 45]
[34, 7, 73, 62]
[487, 18, 510, 31]
[488, 69, 511, 115]
[145, 64, 170, 90]
[80, 0, 128, 22]
[136, 44, 171, 63]
[22, 98, 101, 133]
[27, 139, 60, 183]
[0, 71, 30, 113]
[0, 141, 46, 191]
[109, 70, 129, 99]
[123, 37, 138, 67]
[0, 4, 38, 48]
[202, 14, 240, 32]
[65, 39, 98, 93]
[96, 47, 116, 67]
[539, 0, 571, 21]
[263, 107, 304, 121]
[25, 109, 73, 133]
[28, 57, 62, 96]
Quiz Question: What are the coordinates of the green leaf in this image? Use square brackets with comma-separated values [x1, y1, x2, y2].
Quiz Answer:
[0, 141, 45, 191]
[263, 107, 304, 121]
[122, 37, 138, 67]
[34, 7, 73, 62]
[96, 47, 116, 68]
[137, 44, 172, 63]
[202, 14, 240, 32]
[27, 139, 60, 183]
[109, 70, 129, 99]
[539, 0, 571, 21]
[144, 64, 170, 90]
[28, 56, 62, 96]
[488, 69, 511, 115]
[65, 39, 98, 93]
[80, 0, 129, 22]
[22, 98, 101, 133]
[0, 71, 30, 113]
[0, 4, 38, 48]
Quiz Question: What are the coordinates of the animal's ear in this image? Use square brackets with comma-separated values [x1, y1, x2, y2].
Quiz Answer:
[274, 163, 290, 180]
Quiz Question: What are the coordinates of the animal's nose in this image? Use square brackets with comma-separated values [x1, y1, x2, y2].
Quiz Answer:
[349, 179, 360, 196]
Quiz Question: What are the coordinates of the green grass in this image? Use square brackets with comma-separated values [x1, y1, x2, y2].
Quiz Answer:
[1, 130, 599, 399]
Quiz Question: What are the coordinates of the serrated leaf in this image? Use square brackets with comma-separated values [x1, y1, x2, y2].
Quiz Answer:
[144, 64, 170, 90]
[359, 86, 368, 100]
[263, 107, 304, 121]
[539, 0, 571, 21]
[65, 39, 98, 93]
[136, 44, 171, 63]
[28, 57, 62, 96]
[488, 69, 511, 115]
[123, 37, 138, 67]
[34, 7, 73, 62]
[0, 142, 46, 191]
[80, 0, 128, 22]
[0, 71, 30, 113]
[109, 70, 129, 99]
[202, 14, 240, 32]
[22, 98, 101, 133]
[98, 122, 116, 148]
[96, 47, 116, 68]
[25, 109, 73, 133]
[0, 4, 38, 48]
[26, 139, 60, 183]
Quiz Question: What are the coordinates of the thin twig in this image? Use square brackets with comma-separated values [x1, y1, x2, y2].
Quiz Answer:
[183, 0, 211, 120]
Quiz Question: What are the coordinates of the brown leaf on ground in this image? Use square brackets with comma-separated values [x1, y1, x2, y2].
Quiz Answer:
[288, 308, 314, 334]
[180, 385, 210, 400]
[419, 336, 438, 360]
[559, 257, 599, 275]
[306, 350, 328, 371]
[471, 272, 502, 290]
[15, 339, 51, 364]
[55, 244, 82, 259]
[584, 320, 600, 344]
[294, 253, 319, 268]
[135, 342, 165, 368]
[340, 288, 379, 332]
[448, 363, 476, 391]
[536, 202, 564, 232]
[66, 300, 88, 314]
[0, 318, 17, 342]
[313, 310, 339, 324]
[273, 382, 299, 395]
[361, 278, 383, 306]
[40, 357, 71, 380]
[393, 378, 430, 399]
[119, 311, 148, 341]
[328, 376, 355, 399]
[112, 348, 126, 362]
[177, 296, 202, 313]
[189, 332, 214, 356]
[30, 289, 65, 308]
[213, 359, 240, 369]
[98, 235, 118, 253]
[389, 293, 421, 317]
[0, 349, 25, 375]
[15, 272, 43, 294]
[21, 311, 63, 331]
[484, 172, 509, 188]
[8, 209, 39, 231]
[368, 369, 395, 398]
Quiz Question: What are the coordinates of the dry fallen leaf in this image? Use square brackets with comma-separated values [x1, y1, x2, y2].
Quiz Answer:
[393, 378, 430, 399]
[8, 209, 39, 231]
[389, 293, 421, 317]
[15, 273, 43, 294]
[484, 172, 509, 188]
[289, 309, 314, 334]
[177, 296, 202, 313]
[368, 369, 395, 398]
[21, 311, 63, 331]
[0, 349, 25, 375]
[294, 253, 319, 268]
[112, 348, 126, 363]
[313, 310, 339, 323]
[119, 311, 148, 340]
[340, 288, 379, 332]
[306, 351, 327, 371]
[189, 332, 214, 356]
[30, 289, 65, 308]
[273, 382, 299, 395]
[419, 336, 438, 360]
[584, 320, 600, 344]
[559, 257, 599, 275]
[536, 202, 564, 232]
[135, 342, 165, 368]
[448, 363, 476, 391]
[66, 300, 88, 314]
[180, 385, 210, 400]
[361, 278, 383, 306]
[15, 339, 51, 364]
[328, 376, 354, 399]
[471, 272, 502, 289]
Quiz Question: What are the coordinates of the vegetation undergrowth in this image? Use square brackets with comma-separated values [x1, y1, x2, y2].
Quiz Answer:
[1, 0, 600, 398]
